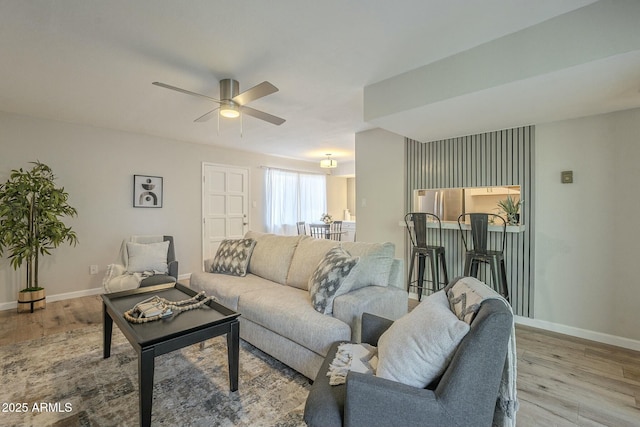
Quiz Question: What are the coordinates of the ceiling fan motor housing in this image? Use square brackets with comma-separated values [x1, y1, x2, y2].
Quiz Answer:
[220, 79, 240, 103]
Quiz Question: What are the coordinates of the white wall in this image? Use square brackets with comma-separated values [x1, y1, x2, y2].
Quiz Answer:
[535, 108, 640, 341]
[346, 177, 356, 218]
[326, 175, 348, 221]
[0, 112, 321, 305]
[355, 128, 405, 258]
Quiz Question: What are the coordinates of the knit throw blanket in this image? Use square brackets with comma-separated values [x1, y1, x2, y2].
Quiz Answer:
[326, 343, 377, 385]
[447, 276, 519, 427]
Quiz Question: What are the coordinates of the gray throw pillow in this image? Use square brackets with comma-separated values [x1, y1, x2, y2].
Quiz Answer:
[308, 246, 359, 315]
[126, 240, 170, 274]
[376, 290, 470, 388]
[210, 238, 256, 277]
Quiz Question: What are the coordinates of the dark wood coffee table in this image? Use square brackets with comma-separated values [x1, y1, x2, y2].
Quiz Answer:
[102, 282, 240, 427]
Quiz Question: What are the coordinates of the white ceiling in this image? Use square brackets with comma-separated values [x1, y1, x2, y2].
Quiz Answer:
[3, 0, 634, 165]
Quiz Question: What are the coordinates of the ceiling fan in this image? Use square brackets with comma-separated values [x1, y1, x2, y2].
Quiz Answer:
[152, 78, 285, 126]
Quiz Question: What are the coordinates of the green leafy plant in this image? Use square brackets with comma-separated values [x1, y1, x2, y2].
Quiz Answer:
[0, 161, 78, 291]
[497, 195, 521, 225]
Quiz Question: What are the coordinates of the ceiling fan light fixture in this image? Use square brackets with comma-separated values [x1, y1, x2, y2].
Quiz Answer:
[220, 104, 240, 118]
[320, 154, 337, 168]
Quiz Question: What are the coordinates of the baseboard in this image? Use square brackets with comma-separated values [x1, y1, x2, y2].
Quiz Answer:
[0, 287, 105, 311]
[515, 315, 640, 352]
[0, 274, 194, 312]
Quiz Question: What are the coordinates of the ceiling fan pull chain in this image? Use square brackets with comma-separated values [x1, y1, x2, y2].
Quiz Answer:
[240, 111, 243, 138]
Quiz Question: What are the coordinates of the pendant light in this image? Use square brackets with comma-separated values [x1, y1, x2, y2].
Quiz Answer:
[320, 154, 337, 169]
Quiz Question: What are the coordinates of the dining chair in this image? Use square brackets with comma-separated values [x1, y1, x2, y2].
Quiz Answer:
[329, 221, 343, 241]
[309, 224, 330, 239]
[296, 221, 307, 235]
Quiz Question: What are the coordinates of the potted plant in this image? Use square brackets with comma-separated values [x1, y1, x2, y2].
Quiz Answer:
[497, 195, 521, 226]
[0, 161, 78, 312]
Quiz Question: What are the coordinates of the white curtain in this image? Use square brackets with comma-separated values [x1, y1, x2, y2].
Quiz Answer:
[265, 168, 326, 235]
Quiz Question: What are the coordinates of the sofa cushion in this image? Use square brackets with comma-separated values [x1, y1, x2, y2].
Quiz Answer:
[287, 237, 338, 290]
[244, 231, 301, 285]
[237, 285, 351, 356]
[210, 238, 256, 277]
[341, 241, 395, 289]
[287, 237, 396, 291]
[376, 290, 470, 388]
[126, 240, 169, 274]
[309, 246, 360, 315]
[189, 271, 282, 310]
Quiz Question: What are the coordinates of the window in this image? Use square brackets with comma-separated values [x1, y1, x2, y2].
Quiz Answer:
[265, 168, 326, 235]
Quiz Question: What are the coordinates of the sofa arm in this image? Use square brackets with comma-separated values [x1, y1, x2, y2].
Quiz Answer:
[344, 372, 449, 427]
[333, 286, 407, 342]
[360, 313, 394, 346]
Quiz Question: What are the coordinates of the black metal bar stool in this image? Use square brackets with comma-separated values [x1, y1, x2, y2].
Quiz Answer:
[457, 213, 510, 301]
[404, 212, 449, 301]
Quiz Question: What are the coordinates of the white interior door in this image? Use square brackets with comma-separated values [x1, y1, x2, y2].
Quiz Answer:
[202, 163, 250, 265]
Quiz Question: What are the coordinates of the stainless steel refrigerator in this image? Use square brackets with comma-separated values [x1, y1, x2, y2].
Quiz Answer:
[413, 188, 464, 222]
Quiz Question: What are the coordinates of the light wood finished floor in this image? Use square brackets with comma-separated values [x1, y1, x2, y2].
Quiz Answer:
[1, 296, 639, 426]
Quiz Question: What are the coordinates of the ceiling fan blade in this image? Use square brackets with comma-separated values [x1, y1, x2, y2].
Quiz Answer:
[152, 81, 220, 103]
[241, 106, 286, 126]
[232, 81, 278, 106]
[194, 107, 220, 122]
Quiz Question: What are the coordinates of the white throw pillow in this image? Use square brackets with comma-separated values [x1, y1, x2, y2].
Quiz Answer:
[376, 290, 470, 388]
[126, 240, 170, 274]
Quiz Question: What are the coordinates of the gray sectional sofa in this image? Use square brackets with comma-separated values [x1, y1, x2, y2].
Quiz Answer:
[188, 231, 408, 379]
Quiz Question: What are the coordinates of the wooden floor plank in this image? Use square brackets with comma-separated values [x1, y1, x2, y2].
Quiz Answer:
[517, 385, 579, 424]
[516, 397, 579, 427]
[519, 354, 637, 408]
[625, 366, 640, 382]
[522, 351, 640, 395]
[586, 346, 640, 367]
[521, 346, 625, 379]
[578, 401, 640, 427]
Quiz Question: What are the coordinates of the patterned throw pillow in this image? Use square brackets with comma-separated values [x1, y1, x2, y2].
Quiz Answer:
[308, 246, 359, 315]
[210, 239, 257, 277]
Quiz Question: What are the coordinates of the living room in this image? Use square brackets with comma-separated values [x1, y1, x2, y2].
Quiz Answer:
[1, 1, 640, 426]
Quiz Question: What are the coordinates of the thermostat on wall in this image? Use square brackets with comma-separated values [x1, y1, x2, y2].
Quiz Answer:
[561, 170, 573, 184]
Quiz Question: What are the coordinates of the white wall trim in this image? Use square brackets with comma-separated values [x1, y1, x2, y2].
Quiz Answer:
[515, 315, 640, 352]
[0, 274, 193, 312]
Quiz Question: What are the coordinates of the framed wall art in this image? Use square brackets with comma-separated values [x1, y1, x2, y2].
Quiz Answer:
[133, 175, 163, 208]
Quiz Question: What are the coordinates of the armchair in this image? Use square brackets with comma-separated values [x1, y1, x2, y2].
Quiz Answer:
[138, 235, 178, 287]
[303, 299, 513, 427]
[102, 235, 178, 293]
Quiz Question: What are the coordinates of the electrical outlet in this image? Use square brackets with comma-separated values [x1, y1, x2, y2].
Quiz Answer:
[90, 265, 98, 275]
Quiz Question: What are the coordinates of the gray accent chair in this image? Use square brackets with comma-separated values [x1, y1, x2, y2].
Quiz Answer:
[303, 298, 513, 427]
[139, 235, 178, 287]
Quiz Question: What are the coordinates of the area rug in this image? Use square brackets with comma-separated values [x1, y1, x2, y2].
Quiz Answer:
[1, 325, 311, 426]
